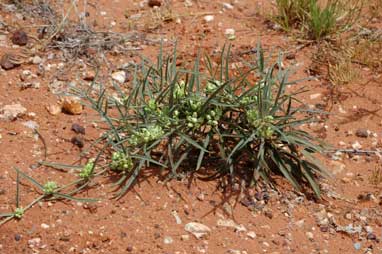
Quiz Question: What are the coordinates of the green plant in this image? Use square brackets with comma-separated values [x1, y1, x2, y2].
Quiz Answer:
[68, 43, 328, 199]
[274, 0, 361, 40]
[0, 167, 98, 226]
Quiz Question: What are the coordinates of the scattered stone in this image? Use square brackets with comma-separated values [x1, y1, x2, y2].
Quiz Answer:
[203, 15, 214, 22]
[32, 55, 42, 65]
[180, 234, 190, 241]
[83, 71, 96, 81]
[354, 242, 361, 250]
[247, 231, 257, 239]
[112, 71, 127, 83]
[71, 123, 85, 135]
[310, 93, 322, 100]
[61, 97, 83, 115]
[46, 104, 61, 115]
[0, 189, 5, 195]
[148, 0, 161, 7]
[216, 219, 246, 232]
[71, 136, 84, 148]
[184, 222, 211, 239]
[11, 30, 28, 46]
[224, 28, 236, 40]
[227, 250, 240, 254]
[355, 129, 369, 138]
[306, 232, 314, 241]
[366, 233, 377, 241]
[171, 210, 182, 224]
[41, 223, 50, 229]
[0, 103, 27, 121]
[28, 237, 41, 248]
[14, 234, 21, 241]
[222, 3, 234, 9]
[197, 192, 205, 201]
[352, 141, 362, 150]
[163, 236, 173, 244]
[1, 53, 20, 70]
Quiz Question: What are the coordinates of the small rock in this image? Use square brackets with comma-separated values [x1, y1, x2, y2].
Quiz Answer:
[197, 192, 205, 201]
[61, 97, 83, 115]
[148, 0, 161, 7]
[71, 123, 85, 135]
[306, 232, 314, 241]
[1, 53, 20, 70]
[222, 3, 234, 9]
[83, 71, 96, 81]
[216, 219, 246, 232]
[184, 222, 211, 239]
[227, 250, 240, 254]
[171, 210, 182, 225]
[310, 93, 322, 100]
[354, 242, 361, 250]
[0, 189, 5, 195]
[41, 223, 50, 229]
[11, 30, 28, 46]
[71, 136, 84, 148]
[224, 28, 236, 40]
[46, 104, 61, 115]
[0, 103, 27, 121]
[32, 56, 42, 65]
[366, 233, 377, 241]
[247, 231, 257, 239]
[28, 237, 41, 248]
[355, 129, 369, 138]
[180, 234, 190, 241]
[352, 141, 362, 150]
[112, 71, 127, 83]
[163, 236, 173, 244]
[14, 234, 21, 241]
[203, 15, 214, 22]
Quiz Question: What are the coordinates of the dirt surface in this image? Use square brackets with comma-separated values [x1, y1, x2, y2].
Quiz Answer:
[0, 1, 382, 254]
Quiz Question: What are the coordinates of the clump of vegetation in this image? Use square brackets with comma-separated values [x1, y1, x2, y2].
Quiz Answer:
[69, 44, 328, 199]
[274, 0, 361, 40]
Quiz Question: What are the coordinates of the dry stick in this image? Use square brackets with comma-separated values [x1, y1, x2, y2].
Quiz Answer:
[325, 148, 382, 155]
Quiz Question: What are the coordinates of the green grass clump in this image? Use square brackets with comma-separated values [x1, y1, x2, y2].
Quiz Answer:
[70, 44, 328, 199]
[274, 0, 361, 40]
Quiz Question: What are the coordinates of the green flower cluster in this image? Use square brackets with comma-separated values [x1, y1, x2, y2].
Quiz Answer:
[173, 81, 187, 100]
[129, 125, 164, 146]
[205, 80, 222, 93]
[246, 110, 275, 139]
[14, 207, 24, 219]
[43, 181, 58, 195]
[79, 159, 95, 179]
[110, 151, 133, 172]
[205, 108, 221, 127]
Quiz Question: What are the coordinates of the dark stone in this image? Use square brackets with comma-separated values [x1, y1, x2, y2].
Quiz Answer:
[367, 233, 377, 241]
[148, 0, 161, 7]
[126, 246, 133, 252]
[11, 30, 28, 46]
[71, 123, 85, 135]
[355, 129, 369, 138]
[14, 234, 21, 241]
[71, 136, 84, 148]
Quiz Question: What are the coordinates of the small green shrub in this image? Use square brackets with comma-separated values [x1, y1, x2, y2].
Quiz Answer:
[70, 44, 328, 199]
